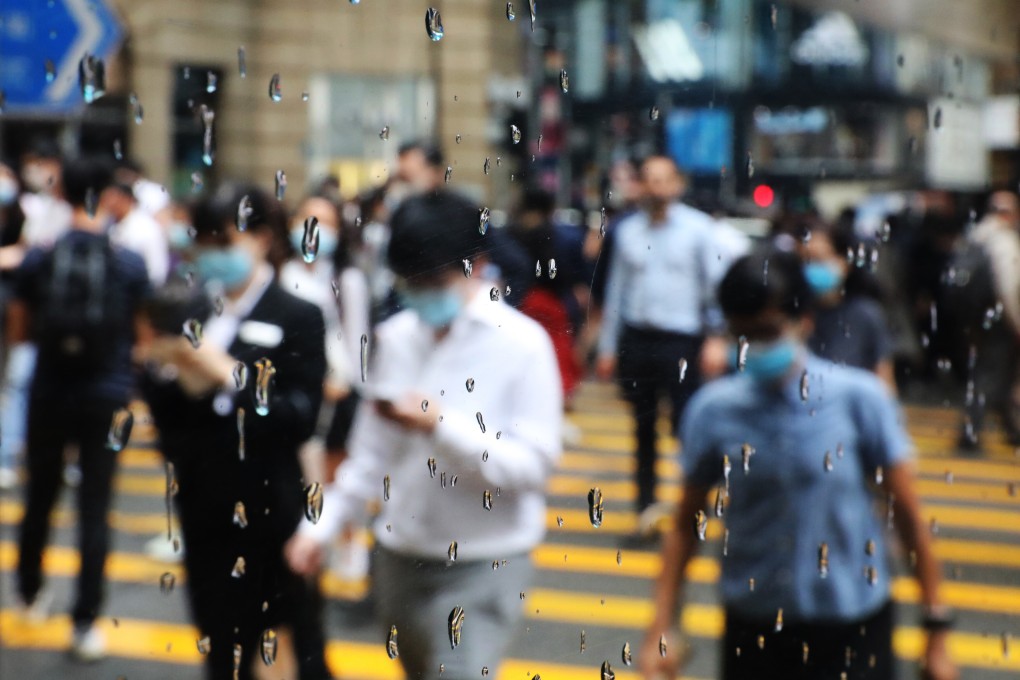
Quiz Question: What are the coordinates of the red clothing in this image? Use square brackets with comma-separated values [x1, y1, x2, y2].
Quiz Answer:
[520, 288, 581, 399]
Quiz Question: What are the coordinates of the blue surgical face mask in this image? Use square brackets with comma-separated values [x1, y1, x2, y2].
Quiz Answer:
[195, 247, 253, 291]
[0, 177, 18, 206]
[400, 287, 464, 328]
[734, 338, 800, 382]
[289, 226, 339, 259]
[168, 222, 194, 252]
[804, 261, 843, 296]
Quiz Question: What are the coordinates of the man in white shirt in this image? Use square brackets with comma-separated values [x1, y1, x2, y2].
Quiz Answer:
[286, 191, 563, 680]
[104, 181, 169, 286]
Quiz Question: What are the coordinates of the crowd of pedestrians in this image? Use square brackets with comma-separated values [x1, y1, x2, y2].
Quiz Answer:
[3, 137, 1015, 680]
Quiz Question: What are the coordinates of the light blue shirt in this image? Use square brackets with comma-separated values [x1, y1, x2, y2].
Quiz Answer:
[598, 203, 731, 356]
[680, 354, 911, 623]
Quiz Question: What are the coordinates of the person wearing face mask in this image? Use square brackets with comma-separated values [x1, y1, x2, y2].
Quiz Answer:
[285, 191, 563, 680]
[795, 218, 896, 392]
[136, 183, 332, 679]
[103, 177, 170, 286]
[0, 161, 28, 489]
[18, 140, 72, 249]
[639, 250, 957, 680]
[279, 194, 371, 583]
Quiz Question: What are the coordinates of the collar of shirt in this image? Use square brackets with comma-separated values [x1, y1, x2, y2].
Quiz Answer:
[203, 262, 274, 351]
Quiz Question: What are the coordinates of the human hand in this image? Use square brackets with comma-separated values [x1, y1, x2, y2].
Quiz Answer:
[375, 391, 440, 433]
[284, 533, 326, 577]
[638, 625, 690, 680]
[595, 355, 617, 381]
[324, 380, 351, 402]
[921, 631, 958, 680]
[698, 336, 730, 380]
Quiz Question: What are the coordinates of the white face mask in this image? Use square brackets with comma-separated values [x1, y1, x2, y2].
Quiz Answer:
[22, 164, 53, 193]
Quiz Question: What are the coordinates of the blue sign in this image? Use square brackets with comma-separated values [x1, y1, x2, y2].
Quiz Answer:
[0, 0, 123, 114]
[666, 108, 734, 175]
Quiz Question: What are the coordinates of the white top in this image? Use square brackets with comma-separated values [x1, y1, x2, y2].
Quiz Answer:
[279, 260, 371, 389]
[19, 193, 71, 248]
[301, 285, 564, 561]
[109, 207, 170, 285]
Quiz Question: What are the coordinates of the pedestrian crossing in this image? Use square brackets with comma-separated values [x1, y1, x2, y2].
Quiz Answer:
[1, 381, 1018, 678]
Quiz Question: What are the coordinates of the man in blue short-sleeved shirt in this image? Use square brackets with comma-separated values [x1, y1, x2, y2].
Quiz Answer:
[639, 251, 957, 680]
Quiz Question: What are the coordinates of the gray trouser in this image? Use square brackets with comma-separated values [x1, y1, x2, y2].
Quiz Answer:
[373, 546, 533, 680]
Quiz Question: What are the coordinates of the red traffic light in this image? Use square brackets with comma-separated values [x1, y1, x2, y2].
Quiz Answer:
[753, 184, 775, 208]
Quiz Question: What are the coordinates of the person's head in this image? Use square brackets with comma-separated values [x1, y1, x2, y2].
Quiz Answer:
[607, 158, 643, 209]
[0, 161, 20, 208]
[101, 181, 137, 221]
[290, 194, 345, 267]
[21, 139, 63, 195]
[396, 141, 445, 193]
[190, 183, 286, 295]
[518, 188, 555, 230]
[62, 156, 113, 216]
[796, 218, 852, 301]
[987, 190, 1020, 230]
[387, 191, 488, 328]
[639, 155, 686, 212]
[718, 249, 813, 383]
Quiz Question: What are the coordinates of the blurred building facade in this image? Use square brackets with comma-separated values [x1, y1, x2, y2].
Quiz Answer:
[1, 0, 1018, 208]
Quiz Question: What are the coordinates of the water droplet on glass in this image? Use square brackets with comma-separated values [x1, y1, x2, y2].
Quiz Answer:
[360, 334, 369, 383]
[301, 91, 309, 102]
[159, 571, 175, 595]
[448, 606, 465, 649]
[85, 187, 98, 218]
[489, 286, 501, 302]
[548, 259, 558, 279]
[383, 475, 391, 501]
[113, 139, 123, 160]
[463, 378, 476, 394]
[823, 450, 834, 472]
[78, 53, 106, 103]
[511, 125, 522, 144]
[865, 565, 878, 586]
[745, 152, 755, 178]
[770, 3, 778, 29]
[600, 660, 615, 680]
[677, 358, 689, 383]
[427, 457, 437, 478]
[932, 107, 942, 129]
[714, 488, 726, 517]
[204, 71, 218, 94]
[197, 636, 212, 655]
[483, 489, 493, 511]
[269, 73, 282, 101]
[300, 215, 320, 263]
[387, 625, 400, 658]
[741, 443, 755, 473]
[473, 411, 486, 434]
[199, 105, 216, 166]
[482, 157, 491, 176]
[275, 170, 287, 201]
[106, 407, 134, 452]
[253, 358, 276, 416]
[775, 608, 784, 632]
[130, 93, 144, 124]
[737, 336, 749, 371]
[233, 501, 248, 528]
[556, 515, 564, 527]
[425, 8, 445, 41]
[191, 172, 204, 192]
[448, 541, 458, 561]
[649, 106, 660, 121]
[231, 556, 246, 578]
[260, 629, 277, 666]
[455, 134, 462, 144]
[528, 0, 537, 31]
[588, 487, 604, 527]
[236, 195, 254, 231]
[305, 482, 323, 523]
[799, 370, 809, 401]
[182, 318, 203, 348]
[694, 509, 708, 540]
[757, 635, 765, 650]
[621, 642, 632, 665]
[237, 46, 247, 78]
[445, 166, 453, 183]
[506, 2, 515, 20]
[559, 69, 569, 93]
[818, 542, 829, 577]
[875, 466, 884, 485]
[441, 472, 447, 488]
[478, 207, 491, 236]
[378, 125, 390, 141]
[232, 361, 248, 390]
[722, 454, 732, 491]
[44, 58, 56, 83]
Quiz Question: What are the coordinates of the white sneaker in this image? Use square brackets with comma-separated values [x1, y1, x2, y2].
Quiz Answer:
[144, 534, 184, 564]
[71, 623, 106, 662]
[18, 587, 53, 624]
[0, 467, 18, 490]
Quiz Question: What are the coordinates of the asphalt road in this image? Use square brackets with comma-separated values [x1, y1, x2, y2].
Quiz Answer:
[1, 381, 1018, 679]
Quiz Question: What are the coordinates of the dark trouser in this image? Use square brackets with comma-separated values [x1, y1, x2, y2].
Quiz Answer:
[722, 601, 894, 680]
[617, 326, 703, 513]
[963, 323, 1020, 445]
[17, 394, 121, 627]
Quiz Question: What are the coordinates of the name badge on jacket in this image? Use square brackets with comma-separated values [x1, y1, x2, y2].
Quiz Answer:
[238, 320, 284, 348]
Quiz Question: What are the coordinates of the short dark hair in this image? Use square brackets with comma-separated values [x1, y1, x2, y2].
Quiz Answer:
[521, 188, 555, 215]
[397, 140, 444, 168]
[62, 156, 113, 208]
[192, 182, 284, 238]
[718, 249, 812, 321]
[639, 153, 684, 176]
[387, 191, 487, 281]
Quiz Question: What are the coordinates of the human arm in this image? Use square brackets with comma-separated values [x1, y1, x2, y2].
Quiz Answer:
[596, 229, 627, 376]
[639, 481, 710, 679]
[339, 267, 372, 388]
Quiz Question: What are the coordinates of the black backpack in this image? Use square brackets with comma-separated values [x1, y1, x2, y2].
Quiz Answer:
[34, 233, 124, 376]
[941, 237, 998, 333]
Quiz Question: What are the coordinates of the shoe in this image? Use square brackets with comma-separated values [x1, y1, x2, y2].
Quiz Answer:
[63, 463, 82, 488]
[144, 534, 184, 564]
[70, 623, 106, 662]
[18, 587, 53, 624]
[0, 467, 18, 491]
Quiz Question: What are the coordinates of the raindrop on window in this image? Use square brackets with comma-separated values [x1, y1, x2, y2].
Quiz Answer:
[476, 411, 486, 433]
[233, 501, 248, 528]
[600, 660, 615, 680]
[305, 482, 324, 523]
[506, 2, 515, 21]
[383, 475, 391, 501]
[387, 625, 400, 658]
[197, 636, 211, 655]
[237, 47, 247, 78]
[360, 334, 369, 382]
[649, 106, 660, 121]
[183, 318, 203, 348]
[489, 286, 501, 302]
[678, 358, 688, 383]
[231, 556, 246, 578]
[528, 0, 537, 31]
[268, 73, 282, 101]
[233, 361, 248, 390]
[159, 572, 175, 595]
[448, 541, 458, 561]
[456, 134, 462, 144]
[448, 606, 466, 649]
[379, 126, 390, 141]
[78, 53, 106, 103]
[483, 157, 491, 175]
[823, 450, 833, 472]
[253, 357, 276, 416]
[736, 336, 749, 371]
[588, 487, 604, 527]
[621, 642, 632, 666]
[818, 542, 829, 577]
[694, 509, 707, 540]
[479, 207, 490, 235]
[236, 195, 254, 231]
[301, 216, 320, 263]
[465, 378, 476, 393]
[426, 8, 445, 41]
[106, 407, 134, 452]
[205, 71, 217, 93]
[559, 69, 569, 93]
[799, 370, 809, 401]
[445, 166, 453, 183]
[275, 170, 287, 201]
[745, 152, 754, 178]
[548, 259, 558, 279]
[741, 443, 755, 473]
[483, 489, 493, 510]
[511, 125, 522, 144]
[260, 629, 277, 666]
[427, 457, 437, 478]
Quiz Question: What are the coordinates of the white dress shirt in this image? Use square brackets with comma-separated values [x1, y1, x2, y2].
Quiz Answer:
[110, 207, 170, 285]
[302, 285, 564, 561]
